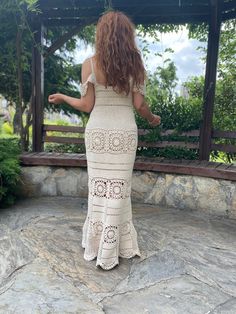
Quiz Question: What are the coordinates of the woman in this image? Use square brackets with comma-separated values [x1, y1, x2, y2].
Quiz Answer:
[48, 10, 161, 270]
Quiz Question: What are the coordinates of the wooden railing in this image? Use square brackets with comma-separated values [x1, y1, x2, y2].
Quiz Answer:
[43, 125, 85, 145]
[42, 124, 236, 154]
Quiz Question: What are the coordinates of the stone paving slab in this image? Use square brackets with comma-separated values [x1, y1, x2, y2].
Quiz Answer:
[101, 275, 232, 314]
[0, 258, 104, 313]
[0, 196, 235, 313]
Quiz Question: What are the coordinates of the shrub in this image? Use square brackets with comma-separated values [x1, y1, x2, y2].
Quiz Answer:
[2, 122, 13, 135]
[135, 82, 201, 159]
[0, 137, 22, 208]
[44, 142, 85, 153]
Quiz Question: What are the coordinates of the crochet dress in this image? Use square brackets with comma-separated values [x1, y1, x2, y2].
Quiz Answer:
[81, 57, 145, 270]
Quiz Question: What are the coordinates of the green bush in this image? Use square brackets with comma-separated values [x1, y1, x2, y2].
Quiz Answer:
[0, 137, 22, 208]
[184, 75, 236, 162]
[134, 63, 202, 160]
[1, 122, 13, 135]
[44, 142, 85, 153]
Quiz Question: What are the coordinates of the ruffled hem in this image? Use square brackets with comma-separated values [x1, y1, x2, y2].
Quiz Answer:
[81, 244, 141, 270]
[80, 73, 146, 97]
[132, 83, 146, 95]
[81, 216, 142, 270]
[130, 76, 146, 96]
[80, 73, 96, 97]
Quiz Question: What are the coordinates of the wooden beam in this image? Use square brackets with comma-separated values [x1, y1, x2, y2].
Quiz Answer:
[138, 129, 200, 137]
[132, 15, 208, 25]
[212, 130, 236, 139]
[32, 21, 44, 152]
[19, 152, 236, 181]
[39, 0, 209, 9]
[44, 18, 96, 58]
[222, 10, 236, 21]
[43, 124, 201, 137]
[43, 8, 105, 19]
[41, 124, 236, 154]
[42, 5, 210, 19]
[199, 0, 222, 160]
[39, 0, 103, 9]
[137, 141, 199, 149]
[44, 15, 209, 27]
[222, 0, 236, 12]
[133, 159, 236, 181]
[211, 143, 236, 153]
[44, 19, 95, 58]
[43, 18, 97, 27]
[43, 136, 84, 144]
[43, 124, 85, 133]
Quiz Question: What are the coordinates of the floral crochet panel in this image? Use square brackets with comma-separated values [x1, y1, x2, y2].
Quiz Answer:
[85, 128, 137, 154]
[89, 177, 131, 199]
[85, 218, 134, 241]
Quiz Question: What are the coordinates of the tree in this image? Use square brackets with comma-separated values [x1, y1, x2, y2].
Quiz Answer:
[0, 0, 95, 150]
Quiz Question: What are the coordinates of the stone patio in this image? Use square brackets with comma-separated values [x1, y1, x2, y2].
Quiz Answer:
[0, 196, 236, 313]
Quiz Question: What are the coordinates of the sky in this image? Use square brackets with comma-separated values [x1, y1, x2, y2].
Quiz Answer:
[73, 26, 207, 91]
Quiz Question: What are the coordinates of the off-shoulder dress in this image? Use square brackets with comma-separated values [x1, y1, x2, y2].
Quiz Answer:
[81, 57, 146, 270]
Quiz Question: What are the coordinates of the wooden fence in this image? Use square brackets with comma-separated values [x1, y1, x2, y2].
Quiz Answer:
[42, 124, 236, 154]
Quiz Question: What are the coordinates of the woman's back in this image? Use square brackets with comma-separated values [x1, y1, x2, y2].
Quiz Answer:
[84, 56, 139, 162]
[83, 56, 144, 131]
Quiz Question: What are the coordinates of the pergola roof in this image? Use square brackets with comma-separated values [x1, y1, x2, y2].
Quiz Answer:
[30, 0, 236, 159]
[39, 0, 236, 27]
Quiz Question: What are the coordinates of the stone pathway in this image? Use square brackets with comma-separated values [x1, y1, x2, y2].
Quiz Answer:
[0, 196, 236, 313]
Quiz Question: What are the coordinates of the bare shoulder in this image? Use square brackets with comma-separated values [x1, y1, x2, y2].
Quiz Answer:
[81, 57, 92, 82]
[82, 57, 91, 66]
[82, 57, 91, 71]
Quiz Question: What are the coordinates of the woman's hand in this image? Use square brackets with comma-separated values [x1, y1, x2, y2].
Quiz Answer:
[48, 93, 65, 105]
[148, 114, 161, 127]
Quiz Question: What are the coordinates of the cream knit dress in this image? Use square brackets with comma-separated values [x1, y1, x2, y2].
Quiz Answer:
[81, 57, 145, 270]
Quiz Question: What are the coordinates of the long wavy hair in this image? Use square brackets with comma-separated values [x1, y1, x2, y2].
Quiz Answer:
[95, 10, 146, 95]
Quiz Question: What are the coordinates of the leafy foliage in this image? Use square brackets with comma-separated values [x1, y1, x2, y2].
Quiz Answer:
[134, 55, 202, 160]
[0, 137, 22, 208]
[0, 0, 94, 149]
[134, 20, 236, 162]
[184, 75, 236, 162]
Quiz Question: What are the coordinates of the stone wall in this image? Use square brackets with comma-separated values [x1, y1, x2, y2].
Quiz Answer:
[18, 166, 236, 219]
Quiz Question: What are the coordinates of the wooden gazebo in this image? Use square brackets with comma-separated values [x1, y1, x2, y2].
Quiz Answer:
[21, 0, 236, 181]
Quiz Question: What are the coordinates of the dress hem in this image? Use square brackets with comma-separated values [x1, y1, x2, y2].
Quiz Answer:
[82, 245, 141, 270]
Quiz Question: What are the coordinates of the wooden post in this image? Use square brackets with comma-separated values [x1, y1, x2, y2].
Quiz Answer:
[32, 21, 44, 152]
[199, 0, 222, 160]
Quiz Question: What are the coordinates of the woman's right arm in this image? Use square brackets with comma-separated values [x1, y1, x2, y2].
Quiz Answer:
[48, 58, 95, 113]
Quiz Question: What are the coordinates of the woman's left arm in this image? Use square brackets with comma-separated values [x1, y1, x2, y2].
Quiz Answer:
[48, 59, 95, 113]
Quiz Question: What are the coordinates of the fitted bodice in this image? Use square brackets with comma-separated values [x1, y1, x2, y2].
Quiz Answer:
[87, 82, 136, 130]
[80, 57, 146, 130]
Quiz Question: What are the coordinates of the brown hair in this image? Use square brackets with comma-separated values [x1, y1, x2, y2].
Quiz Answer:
[95, 10, 146, 95]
